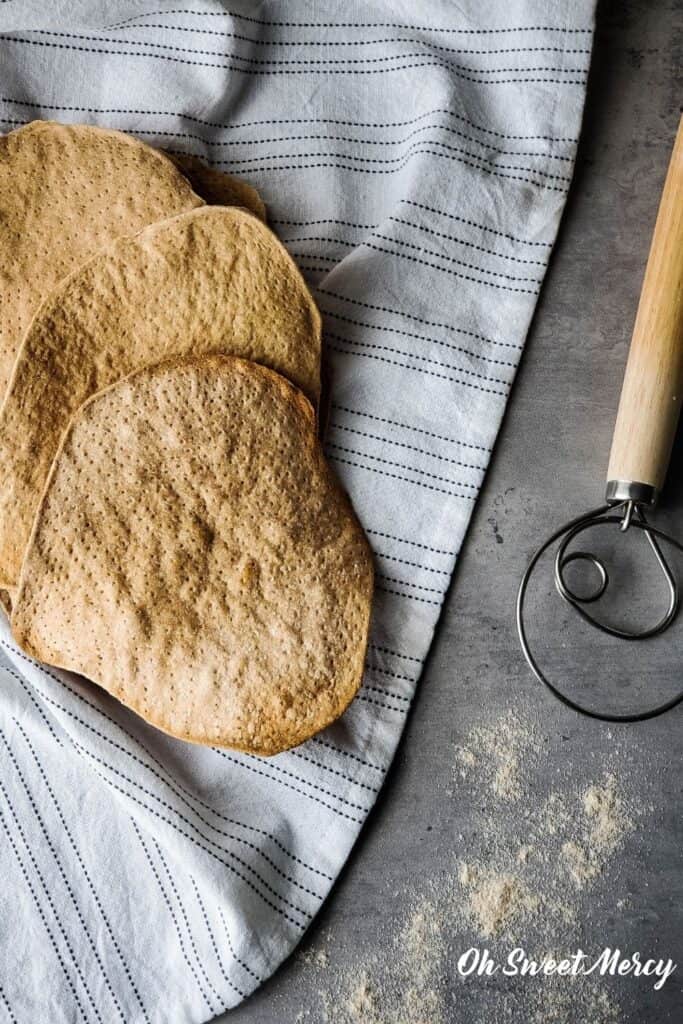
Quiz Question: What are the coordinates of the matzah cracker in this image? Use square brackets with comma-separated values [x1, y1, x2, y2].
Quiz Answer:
[0, 206, 321, 591]
[12, 356, 373, 754]
[0, 119, 202, 398]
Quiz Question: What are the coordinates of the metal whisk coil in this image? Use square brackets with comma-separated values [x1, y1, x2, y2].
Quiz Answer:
[517, 499, 683, 722]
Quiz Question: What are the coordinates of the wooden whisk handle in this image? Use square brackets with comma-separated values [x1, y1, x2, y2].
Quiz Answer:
[606, 115, 683, 505]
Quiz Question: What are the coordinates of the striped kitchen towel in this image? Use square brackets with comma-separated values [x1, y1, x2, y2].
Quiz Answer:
[0, 2, 595, 1021]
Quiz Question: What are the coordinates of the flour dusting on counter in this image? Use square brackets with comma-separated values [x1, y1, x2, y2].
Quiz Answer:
[293, 706, 650, 1024]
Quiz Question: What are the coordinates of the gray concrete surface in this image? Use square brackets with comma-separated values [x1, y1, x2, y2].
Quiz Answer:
[222, 3, 683, 1021]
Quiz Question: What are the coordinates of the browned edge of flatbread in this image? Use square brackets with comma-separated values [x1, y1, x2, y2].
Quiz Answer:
[11, 355, 373, 754]
[166, 151, 266, 221]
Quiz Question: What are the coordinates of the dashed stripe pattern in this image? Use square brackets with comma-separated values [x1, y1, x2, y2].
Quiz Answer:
[0, 1, 593, 1020]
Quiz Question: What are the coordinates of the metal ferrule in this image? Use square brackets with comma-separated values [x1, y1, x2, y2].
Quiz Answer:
[605, 480, 659, 508]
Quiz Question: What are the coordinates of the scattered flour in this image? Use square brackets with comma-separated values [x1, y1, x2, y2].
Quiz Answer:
[454, 709, 539, 801]
[516, 844, 533, 865]
[345, 972, 379, 1023]
[457, 863, 539, 937]
[302, 948, 330, 969]
[561, 775, 633, 886]
[455, 717, 636, 909]
[539, 790, 572, 836]
[295, 707, 648, 1024]
[584, 775, 632, 853]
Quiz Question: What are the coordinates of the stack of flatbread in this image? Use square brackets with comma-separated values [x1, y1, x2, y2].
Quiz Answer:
[0, 121, 373, 755]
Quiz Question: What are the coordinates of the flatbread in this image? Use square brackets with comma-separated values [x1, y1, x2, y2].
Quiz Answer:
[0, 119, 203, 398]
[167, 151, 266, 220]
[0, 205, 321, 592]
[12, 356, 373, 754]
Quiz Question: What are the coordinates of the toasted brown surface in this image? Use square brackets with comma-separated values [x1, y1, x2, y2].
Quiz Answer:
[167, 151, 267, 220]
[0, 205, 321, 591]
[12, 356, 373, 754]
[0, 119, 203, 399]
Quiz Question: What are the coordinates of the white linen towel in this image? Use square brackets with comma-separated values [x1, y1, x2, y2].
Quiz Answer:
[0, 2, 594, 1020]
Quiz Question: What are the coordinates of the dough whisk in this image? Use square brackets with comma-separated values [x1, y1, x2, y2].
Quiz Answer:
[517, 116, 683, 723]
